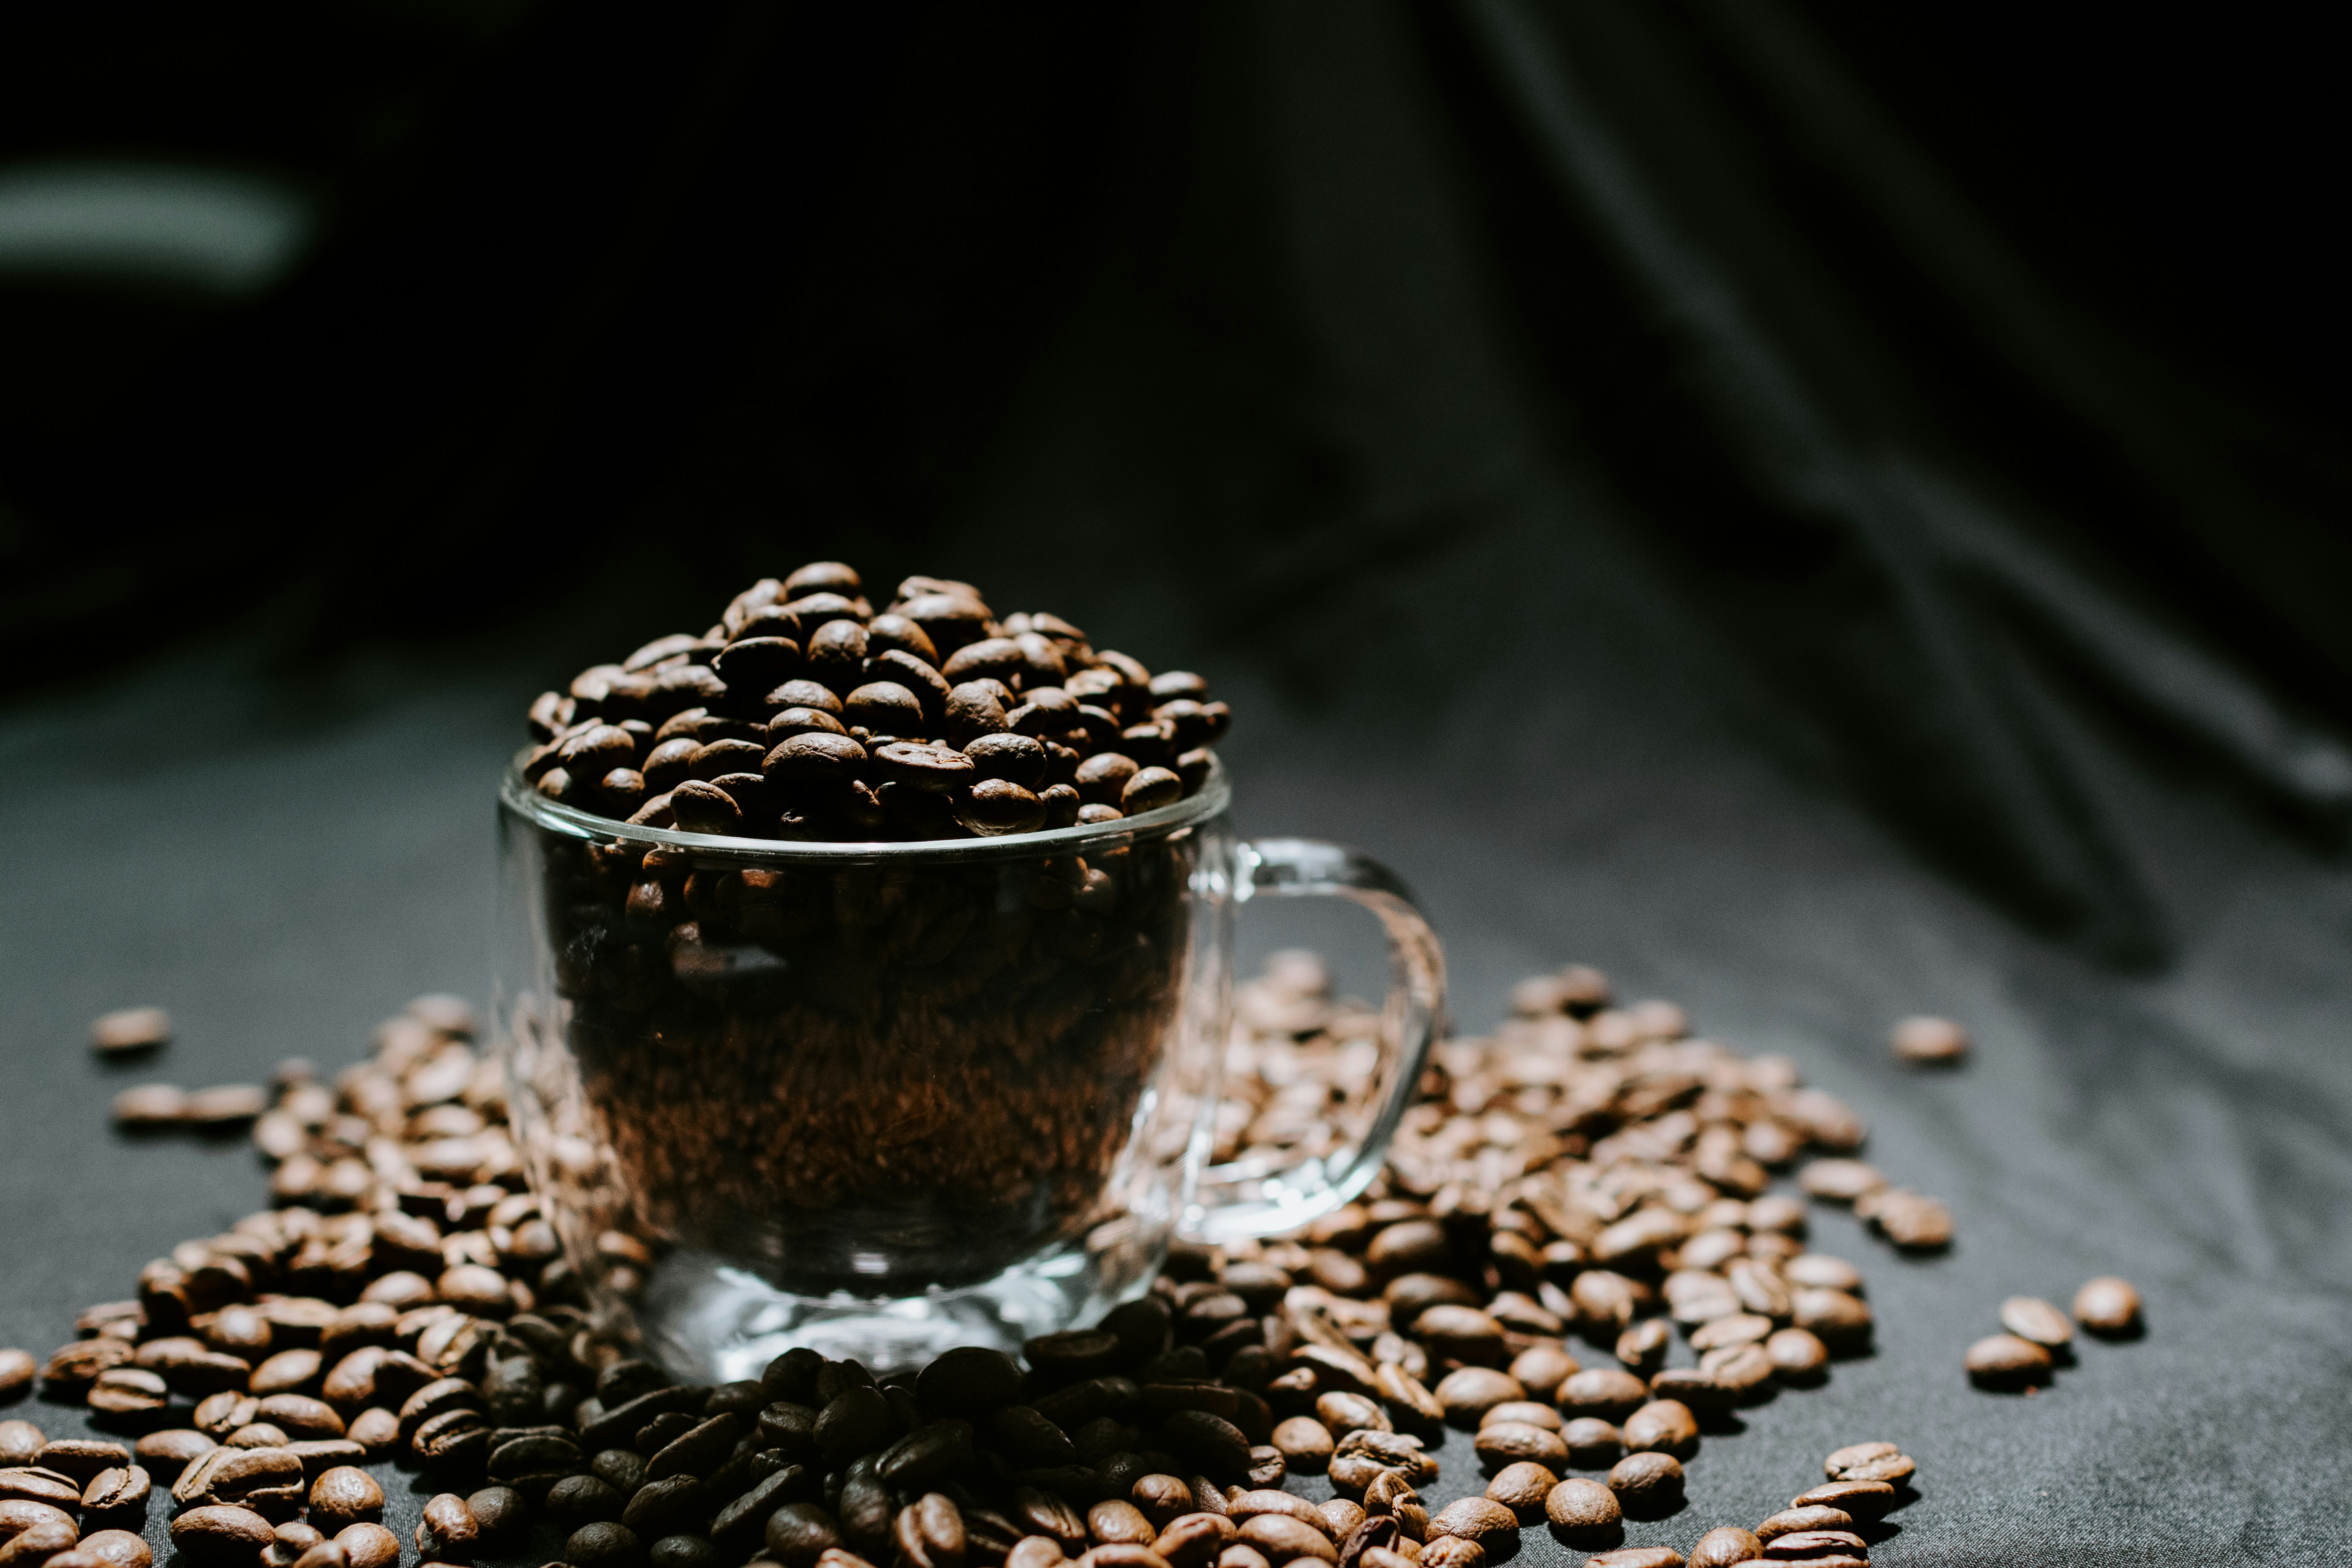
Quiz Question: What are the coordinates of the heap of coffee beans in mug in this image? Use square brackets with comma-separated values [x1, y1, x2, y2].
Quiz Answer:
[523, 564, 1230, 841]
[507, 563, 1235, 1298]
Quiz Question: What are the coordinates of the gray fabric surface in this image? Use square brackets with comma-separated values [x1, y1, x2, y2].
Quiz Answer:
[3, 620, 2347, 1564]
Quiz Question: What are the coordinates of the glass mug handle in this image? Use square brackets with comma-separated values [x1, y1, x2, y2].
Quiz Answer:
[1189, 836, 1447, 1242]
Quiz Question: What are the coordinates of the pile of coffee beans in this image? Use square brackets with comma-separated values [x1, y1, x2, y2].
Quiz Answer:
[522, 564, 1230, 843]
[3, 956, 2001, 1568]
[1964, 1280, 2141, 1390]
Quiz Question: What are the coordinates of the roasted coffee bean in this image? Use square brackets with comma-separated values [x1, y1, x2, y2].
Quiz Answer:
[566, 1521, 645, 1568]
[547, 1474, 628, 1526]
[1472, 1422, 1567, 1469]
[1481, 1462, 1555, 1519]
[1787, 1486, 1900, 1523]
[91, 1007, 172, 1056]
[1559, 1369, 1649, 1421]
[332, 1523, 400, 1568]
[815, 1388, 892, 1465]
[1999, 1296, 2074, 1348]
[1581, 1551, 1682, 1568]
[1429, 1369, 1520, 1427]
[416, 1493, 481, 1562]
[1756, 1506, 1854, 1541]
[309, 1467, 383, 1528]
[1822, 1441, 1916, 1484]
[1621, 1400, 1697, 1456]
[172, 1505, 278, 1560]
[621, 1475, 706, 1536]
[2072, 1277, 2142, 1336]
[879, 1421, 972, 1489]
[1234, 1517, 1332, 1565]
[648, 1535, 716, 1568]
[75, 1531, 152, 1568]
[1689, 1526, 1762, 1568]
[1965, 1334, 2053, 1388]
[647, 1414, 737, 1481]
[1415, 1539, 1484, 1568]
[1606, 1451, 1683, 1511]
[1875, 1008, 1971, 1067]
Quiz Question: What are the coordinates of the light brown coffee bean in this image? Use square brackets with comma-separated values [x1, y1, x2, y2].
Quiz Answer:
[1478, 1401, 1560, 1432]
[75, 1531, 152, 1568]
[1481, 1462, 1555, 1519]
[1415, 1538, 1483, 1568]
[1789, 1481, 1895, 1516]
[2072, 1277, 2142, 1336]
[1606, 1451, 1683, 1510]
[1583, 1550, 1685, 1568]
[1755, 1506, 1853, 1541]
[1890, 1015, 1968, 1064]
[172, 1505, 277, 1560]
[1542, 1476, 1619, 1531]
[1965, 1334, 2053, 1388]
[1471, 1423, 1566, 1468]
[1764, 1327, 1829, 1382]
[91, 1008, 172, 1056]
[331, 1524, 400, 1568]
[1268, 1419, 1333, 1473]
[1688, 1526, 1761, 1568]
[310, 1468, 384, 1528]
[1999, 1296, 2074, 1348]
[1557, 1369, 1648, 1421]
[1822, 1440, 1915, 1484]
[1621, 1400, 1697, 1456]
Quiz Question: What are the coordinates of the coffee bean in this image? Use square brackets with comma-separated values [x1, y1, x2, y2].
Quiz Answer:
[1621, 1400, 1697, 1456]
[1756, 1506, 1853, 1541]
[173, 1505, 276, 1559]
[1606, 1451, 1683, 1511]
[1764, 1327, 1829, 1383]
[315, 1525, 390, 1568]
[2072, 1277, 2142, 1336]
[1415, 1538, 1484, 1568]
[1822, 1440, 1915, 1484]
[1582, 1551, 1682, 1568]
[1791, 1289, 1873, 1352]
[1472, 1422, 1567, 1468]
[1764, 1529, 1868, 1559]
[91, 1007, 172, 1057]
[1481, 1462, 1555, 1519]
[1789, 1480, 1895, 1517]
[1431, 1369, 1521, 1427]
[1560, 1416, 1622, 1469]
[1235, 1517, 1332, 1565]
[112, 1085, 190, 1128]
[309, 1467, 383, 1528]
[74, 1531, 152, 1568]
[1542, 1476, 1619, 1531]
[1890, 1013, 1969, 1065]
[567, 1521, 645, 1568]
[1121, 768, 1182, 814]
[1998, 1296, 2074, 1348]
[1689, 1527, 1762, 1568]
[80, 1465, 150, 1524]
[1559, 1369, 1649, 1421]
[1964, 1333, 2053, 1388]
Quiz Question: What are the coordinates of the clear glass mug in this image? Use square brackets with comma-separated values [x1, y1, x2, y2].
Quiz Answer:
[495, 754, 1443, 1377]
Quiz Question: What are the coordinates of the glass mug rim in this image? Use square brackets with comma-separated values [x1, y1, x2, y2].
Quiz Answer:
[499, 746, 1233, 861]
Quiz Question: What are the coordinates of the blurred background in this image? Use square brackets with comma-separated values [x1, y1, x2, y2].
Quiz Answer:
[3, 4, 2350, 1550]
[3, 0, 2346, 964]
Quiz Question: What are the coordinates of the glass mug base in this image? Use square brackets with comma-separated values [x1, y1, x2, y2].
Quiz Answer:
[498, 757, 1442, 1375]
[639, 1228, 1161, 1381]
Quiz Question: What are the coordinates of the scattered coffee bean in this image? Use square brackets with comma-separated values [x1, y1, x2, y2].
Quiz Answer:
[1998, 1296, 2074, 1348]
[1889, 1015, 1968, 1065]
[91, 1007, 172, 1056]
[1582, 1549, 1683, 1568]
[1688, 1526, 1762, 1567]
[1823, 1441, 1916, 1484]
[1606, 1451, 1684, 1512]
[1965, 1333, 2054, 1388]
[172, 1505, 277, 1560]
[2072, 1277, 2142, 1336]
